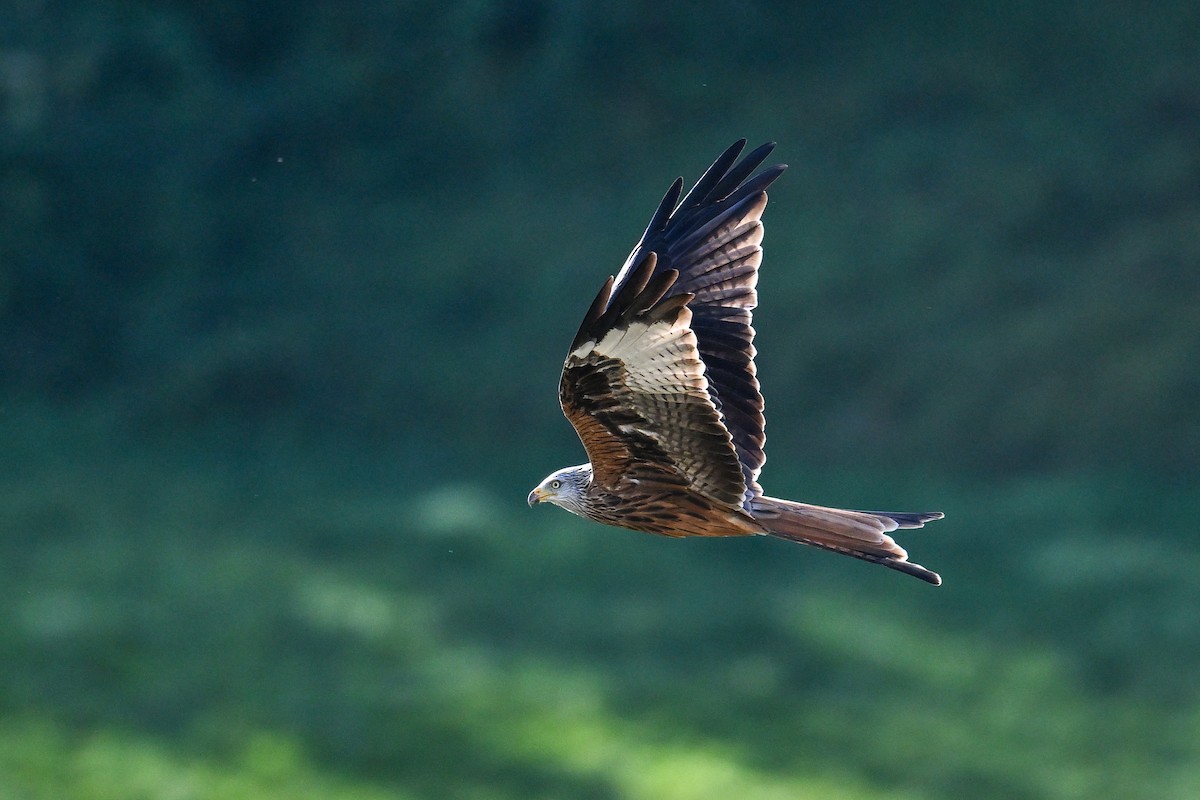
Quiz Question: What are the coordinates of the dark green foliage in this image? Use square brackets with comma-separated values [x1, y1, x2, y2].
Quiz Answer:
[5, 1, 1197, 476]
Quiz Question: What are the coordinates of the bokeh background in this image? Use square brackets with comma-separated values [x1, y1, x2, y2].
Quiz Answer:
[3, 2, 1199, 798]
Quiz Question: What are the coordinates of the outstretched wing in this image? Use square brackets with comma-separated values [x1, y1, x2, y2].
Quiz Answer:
[560, 253, 748, 509]
[613, 140, 786, 503]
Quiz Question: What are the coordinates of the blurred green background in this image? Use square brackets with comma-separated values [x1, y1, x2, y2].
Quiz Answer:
[3, 2, 1199, 798]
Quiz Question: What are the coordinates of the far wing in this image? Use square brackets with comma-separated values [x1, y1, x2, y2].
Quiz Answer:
[560, 253, 747, 509]
[612, 141, 786, 503]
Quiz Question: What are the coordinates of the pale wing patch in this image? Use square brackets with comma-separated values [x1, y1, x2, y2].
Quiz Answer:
[571, 301, 692, 361]
[566, 306, 747, 508]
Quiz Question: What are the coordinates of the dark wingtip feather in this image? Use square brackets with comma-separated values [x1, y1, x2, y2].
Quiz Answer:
[678, 140, 749, 211]
[624, 268, 679, 320]
[645, 289, 694, 325]
[570, 275, 615, 350]
[645, 178, 685, 236]
[736, 163, 788, 199]
[710, 141, 779, 199]
[595, 252, 655, 329]
[620, 252, 656, 303]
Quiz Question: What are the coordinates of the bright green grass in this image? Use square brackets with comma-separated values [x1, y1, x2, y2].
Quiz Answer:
[0, 720, 408, 800]
[1, 424, 1198, 799]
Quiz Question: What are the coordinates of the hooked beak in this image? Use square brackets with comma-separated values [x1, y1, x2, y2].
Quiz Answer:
[527, 487, 548, 507]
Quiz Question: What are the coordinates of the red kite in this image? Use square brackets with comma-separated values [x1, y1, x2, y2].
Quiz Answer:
[529, 141, 943, 584]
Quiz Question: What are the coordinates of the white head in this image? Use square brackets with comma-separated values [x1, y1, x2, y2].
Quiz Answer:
[527, 464, 592, 516]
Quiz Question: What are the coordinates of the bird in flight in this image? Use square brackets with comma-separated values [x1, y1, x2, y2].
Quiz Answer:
[528, 140, 943, 584]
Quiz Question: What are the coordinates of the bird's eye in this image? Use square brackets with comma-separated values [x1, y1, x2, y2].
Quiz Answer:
[550, 479, 561, 489]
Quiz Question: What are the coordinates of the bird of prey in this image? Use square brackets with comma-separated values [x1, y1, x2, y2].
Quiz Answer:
[528, 140, 943, 584]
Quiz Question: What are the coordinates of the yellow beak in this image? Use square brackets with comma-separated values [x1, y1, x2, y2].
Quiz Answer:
[527, 487, 549, 507]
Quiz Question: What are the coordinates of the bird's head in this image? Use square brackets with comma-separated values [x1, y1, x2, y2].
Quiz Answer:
[527, 464, 592, 515]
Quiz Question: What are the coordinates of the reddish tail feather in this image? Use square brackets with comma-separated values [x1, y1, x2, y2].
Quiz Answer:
[748, 496, 943, 585]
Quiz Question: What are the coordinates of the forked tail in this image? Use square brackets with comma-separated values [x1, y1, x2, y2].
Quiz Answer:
[748, 496, 943, 584]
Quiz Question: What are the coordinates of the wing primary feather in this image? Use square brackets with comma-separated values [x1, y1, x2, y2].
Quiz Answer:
[709, 141, 777, 200]
[645, 291, 694, 324]
[621, 269, 679, 323]
[643, 178, 685, 238]
[582, 252, 658, 344]
[734, 164, 788, 201]
[622, 251, 657, 300]
[677, 139, 747, 211]
[605, 251, 656, 319]
[570, 275, 615, 350]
